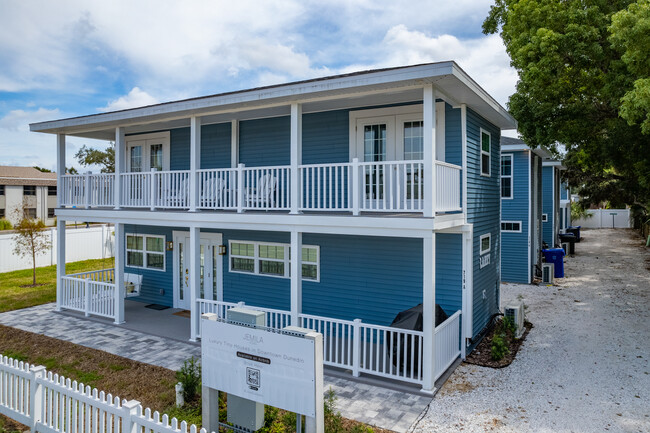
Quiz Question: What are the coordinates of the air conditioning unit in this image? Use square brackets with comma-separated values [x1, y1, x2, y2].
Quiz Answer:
[504, 301, 525, 339]
[561, 243, 569, 255]
[542, 263, 555, 285]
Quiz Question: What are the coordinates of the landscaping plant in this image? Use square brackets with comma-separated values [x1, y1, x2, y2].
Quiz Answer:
[0, 218, 12, 230]
[11, 200, 50, 286]
[490, 316, 517, 361]
[176, 357, 202, 404]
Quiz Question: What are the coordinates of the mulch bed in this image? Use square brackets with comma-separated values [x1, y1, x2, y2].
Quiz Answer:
[464, 320, 533, 368]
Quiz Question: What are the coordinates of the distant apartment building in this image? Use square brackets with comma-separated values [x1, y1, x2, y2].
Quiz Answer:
[0, 166, 57, 225]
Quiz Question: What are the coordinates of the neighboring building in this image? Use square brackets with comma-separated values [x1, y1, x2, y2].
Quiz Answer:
[542, 160, 567, 247]
[30, 62, 516, 392]
[0, 166, 57, 225]
[500, 137, 551, 284]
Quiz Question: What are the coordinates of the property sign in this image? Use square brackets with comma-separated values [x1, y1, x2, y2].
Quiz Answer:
[201, 319, 317, 417]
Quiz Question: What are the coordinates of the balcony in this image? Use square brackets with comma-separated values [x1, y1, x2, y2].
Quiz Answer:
[60, 159, 462, 215]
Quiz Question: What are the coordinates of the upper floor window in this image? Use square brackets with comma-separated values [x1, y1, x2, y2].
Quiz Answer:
[48, 186, 57, 196]
[480, 129, 491, 176]
[403, 121, 424, 160]
[25, 208, 37, 219]
[48, 208, 56, 218]
[0, 185, 4, 195]
[501, 154, 513, 198]
[501, 221, 522, 232]
[24, 185, 36, 196]
[480, 233, 491, 255]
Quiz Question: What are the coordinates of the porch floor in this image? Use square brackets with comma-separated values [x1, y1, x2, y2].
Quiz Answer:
[0, 301, 444, 433]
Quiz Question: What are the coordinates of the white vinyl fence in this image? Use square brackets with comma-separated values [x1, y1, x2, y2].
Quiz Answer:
[0, 225, 114, 273]
[0, 356, 209, 433]
[573, 209, 631, 229]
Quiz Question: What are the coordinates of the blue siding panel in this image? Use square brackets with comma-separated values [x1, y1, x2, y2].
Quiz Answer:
[501, 150, 531, 283]
[239, 117, 290, 166]
[436, 234, 462, 316]
[201, 123, 232, 168]
[444, 104, 462, 166]
[466, 108, 501, 339]
[302, 110, 350, 164]
[301, 234, 423, 326]
[170, 128, 190, 170]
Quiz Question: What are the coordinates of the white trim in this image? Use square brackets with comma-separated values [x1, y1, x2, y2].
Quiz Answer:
[230, 120, 239, 168]
[527, 152, 532, 284]
[125, 233, 166, 272]
[461, 224, 473, 357]
[500, 154, 513, 199]
[501, 221, 522, 233]
[479, 233, 491, 255]
[542, 213, 548, 222]
[480, 128, 491, 177]
[461, 104, 467, 223]
[125, 131, 171, 172]
[228, 240, 320, 282]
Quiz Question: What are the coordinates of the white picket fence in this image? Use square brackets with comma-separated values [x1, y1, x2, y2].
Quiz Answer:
[0, 356, 209, 433]
[0, 225, 114, 273]
[196, 299, 461, 385]
[573, 208, 631, 229]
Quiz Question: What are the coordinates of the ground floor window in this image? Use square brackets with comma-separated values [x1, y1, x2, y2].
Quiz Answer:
[501, 221, 522, 233]
[542, 213, 548, 222]
[126, 233, 165, 271]
[48, 208, 55, 218]
[229, 240, 319, 281]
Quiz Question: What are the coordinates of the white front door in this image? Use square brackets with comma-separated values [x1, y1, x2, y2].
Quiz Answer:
[173, 232, 222, 310]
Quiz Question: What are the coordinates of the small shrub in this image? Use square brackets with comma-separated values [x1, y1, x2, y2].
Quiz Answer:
[0, 218, 12, 230]
[176, 357, 201, 403]
[491, 333, 510, 361]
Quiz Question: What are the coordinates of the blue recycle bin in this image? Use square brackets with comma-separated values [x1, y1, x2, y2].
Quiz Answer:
[567, 226, 581, 242]
[542, 248, 565, 278]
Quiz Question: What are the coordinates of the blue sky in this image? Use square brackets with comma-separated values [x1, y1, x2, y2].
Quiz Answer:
[0, 0, 517, 171]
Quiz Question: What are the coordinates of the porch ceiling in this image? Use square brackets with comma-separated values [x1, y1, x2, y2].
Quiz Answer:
[31, 61, 517, 140]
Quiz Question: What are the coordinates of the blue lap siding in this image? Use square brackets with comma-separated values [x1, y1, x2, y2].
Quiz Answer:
[542, 166, 554, 246]
[466, 108, 501, 340]
[500, 150, 531, 283]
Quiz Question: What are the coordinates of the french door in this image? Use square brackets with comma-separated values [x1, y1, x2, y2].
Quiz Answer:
[173, 232, 222, 310]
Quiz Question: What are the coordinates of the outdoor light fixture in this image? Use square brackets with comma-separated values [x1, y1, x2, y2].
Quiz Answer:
[219, 244, 227, 255]
[166, 241, 174, 251]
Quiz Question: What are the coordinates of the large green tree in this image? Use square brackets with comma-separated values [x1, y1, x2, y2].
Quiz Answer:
[75, 143, 115, 173]
[483, 0, 650, 215]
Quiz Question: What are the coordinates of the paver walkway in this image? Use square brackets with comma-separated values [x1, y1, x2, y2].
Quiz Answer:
[0, 303, 432, 432]
[411, 229, 650, 433]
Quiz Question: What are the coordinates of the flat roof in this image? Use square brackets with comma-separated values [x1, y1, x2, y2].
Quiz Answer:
[31, 61, 517, 139]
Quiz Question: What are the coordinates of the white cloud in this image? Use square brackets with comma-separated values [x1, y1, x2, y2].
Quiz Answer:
[0, 108, 60, 132]
[99, 87, 159, 112]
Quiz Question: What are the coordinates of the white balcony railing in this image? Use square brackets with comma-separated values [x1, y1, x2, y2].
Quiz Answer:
[60, 160, 462, 214]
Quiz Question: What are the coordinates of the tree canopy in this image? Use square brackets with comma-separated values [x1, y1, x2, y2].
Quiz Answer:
[483, 0, 650, 216]
[75, 143, 115, 173]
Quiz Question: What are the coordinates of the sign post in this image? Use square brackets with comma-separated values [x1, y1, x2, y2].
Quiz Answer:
[201, 309, 324, 433]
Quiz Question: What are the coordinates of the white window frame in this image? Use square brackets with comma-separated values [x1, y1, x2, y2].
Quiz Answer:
[126, 131, 171, 172]
[126, 233, 166, 272]
[480, 128, 491, 177]
[501, 221, 522, 233]
[228, 240, 320, 282]
[500, 154, 513, 199]
[480, 233, 491, 255]
[542, 213, 548, 222]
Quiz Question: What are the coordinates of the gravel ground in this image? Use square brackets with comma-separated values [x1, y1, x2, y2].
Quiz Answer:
[411, 229, 650, 433]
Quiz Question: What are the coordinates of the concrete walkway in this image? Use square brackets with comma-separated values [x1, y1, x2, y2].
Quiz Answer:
[411, 229, 650, 433]
[0, 302, 432, 432]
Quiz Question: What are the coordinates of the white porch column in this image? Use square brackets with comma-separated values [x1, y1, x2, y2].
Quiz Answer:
[290, 230, 303, 325]
[55, 218, 66, 312]
[56, 134, 65, 208]
[461, 224, 473, 359]
[189, 227, 201, 341]
[290, 102, 302, 214]
[114, 127, 125, 209]
[230, 119, 239, 168]
[461, 104, 468, 220]
[190, 116, 201, 212]
[423, 85, 437, 218]
[422, 232, 436, 393]
[114, 223, 125, 324]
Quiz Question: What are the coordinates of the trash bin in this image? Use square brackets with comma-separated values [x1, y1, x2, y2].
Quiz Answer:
[567, 226, 581, 242]
[558, 233, 577, 255]
[542, 248, 565, 278]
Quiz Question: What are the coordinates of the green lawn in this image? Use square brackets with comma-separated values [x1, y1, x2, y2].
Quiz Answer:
[0, 257, 115, 313]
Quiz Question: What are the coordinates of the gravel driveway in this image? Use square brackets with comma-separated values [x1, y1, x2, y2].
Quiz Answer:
[411, 229, 650, 433]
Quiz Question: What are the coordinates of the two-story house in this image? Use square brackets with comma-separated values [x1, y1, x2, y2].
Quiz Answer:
[30, 62, 516, 393]
[542, 161, 569, 246]
[0, 166, 57, 225]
